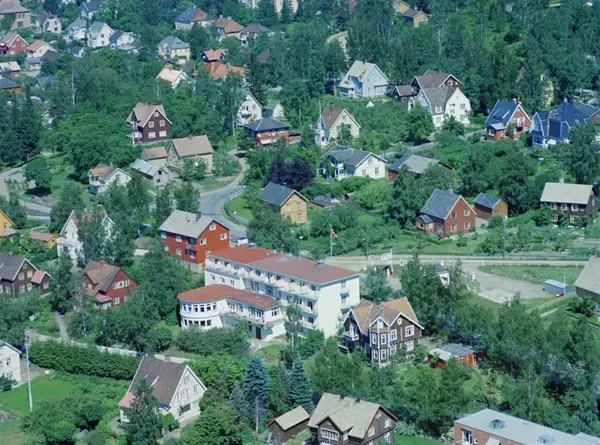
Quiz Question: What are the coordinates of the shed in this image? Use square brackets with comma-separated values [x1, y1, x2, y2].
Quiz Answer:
[428, 343, 476, 369]
[267, 406, 310, 443]
[473, 193, 508, 220]
[543, 279, 572, 296]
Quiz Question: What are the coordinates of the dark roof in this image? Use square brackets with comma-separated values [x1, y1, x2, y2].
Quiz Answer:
[176, 7, 207, 23]
[394, 85, 414, 97]
[109, 30, 123, 44]
[41, 50, 57, 62]
[573, 102, 600, 118]
[258, 182, 295, 207]
[0, 79, 19, 90]
[403, 7, 425, 18]
[128, 357, 186, 406]
[474, 193, 502, 209]
[326, 145, 385, 168]
[0, 254, 26, 281]
[420, 189, 461, 220]
[534, 100, 592, 141]
[83, 260, 125, 294]
[241, 23, 269, 36]
[243, 117, 289, 132]
[257, 48, 271, 64]
[485, 99, 518, 129]
[414, 69, 454, 89]
[82, 0, 102, 12]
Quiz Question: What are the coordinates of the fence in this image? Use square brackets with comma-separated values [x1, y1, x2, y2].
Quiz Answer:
[223, 189, 250, 226]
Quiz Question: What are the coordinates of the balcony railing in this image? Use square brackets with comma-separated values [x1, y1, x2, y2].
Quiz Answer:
[221, 310, 281, 328]
[343, 331, 360, 341]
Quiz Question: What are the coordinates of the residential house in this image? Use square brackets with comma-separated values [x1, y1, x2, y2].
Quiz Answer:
[0, 254, 50, 296]
[201, 48, 226, 62]
[66, 18, 87, 42]
[167, 135, 214, 171]
[0, 341, 21, 383]
[57, 209, 114, 264]
[141, 146, 168, 167]
[24, 58, 41, 71]
[88, 164, 131, 195]
[574, 102, 600, 123]
[0, 61, 20, 78]
[540, 182, 597, 225]
[80, 1, 102, 19]
[574, 254, 600, 312]
[315, 105, 361, 146]
[307, 393, 397, 445]
[119, 356, 206, 424]
[0, 32, 27, 55]
[387, 154, 451, 181]
[321, 145, 388, 180]
[532, 99, 595, 148]
[29, 231, 58, 248]
[339, 61, 389, 99]
[343, 297, 423, 364]
[428, 343, 476, 369]
[178, 284, 285, 340]
[109, 31, 138, 52]
[473, 193, 508, 220]
[130, 158, 170, 188]
[159, 210, 230, 273]
[408, 86, 471, 128]
[26, 40, 55, 59]
[0, 0, 30, 29]
[416, 189, 476, 236]
[264, 99, 284, 119]
[242, 117, 301, 146]
[87, 22, 114, 48]
[274, 0, 298, 13]
[0, 78, 20, 95]
[411, 69, 460, 93]
[213, 16, 243, 40]
[82, 260, 136, 310]
[391, 84, 416, 102]
[205, 244, 360, 337]
[393, 1, 429, 27]
[36, 11, 61, 34]
[158, 36, 190, 62]
[0, 209, 14, 237]
[258, 182, 308, 224]
[238, 23, 269, 45]
[236, 91, 262, 126]
[175, 7, 210, 30]
[156, 65, 189, 88]
[203, 61, 245, 81]
[485, 99, 532, 141]
[267, 407, 310, 444]
[454, 409, 600, 445]
[126, 103, 171, 143]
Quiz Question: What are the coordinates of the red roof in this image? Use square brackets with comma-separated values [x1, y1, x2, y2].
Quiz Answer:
[29, 231, 56, 242]
[177, 284, 278, 309]
[210, 245, 281, 264]
[203, 61, 245, 81]
[31, 270, 46, 284]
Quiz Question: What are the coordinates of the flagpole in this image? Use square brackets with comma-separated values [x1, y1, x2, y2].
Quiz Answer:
[330, 225, 333, 258]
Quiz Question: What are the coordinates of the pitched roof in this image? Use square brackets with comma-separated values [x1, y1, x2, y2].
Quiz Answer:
[89, 164, 117, 180]
[268, 406, 310, 431]
[540, 182, 593, 205]
[414, 69, 455, 89]
[0, 31, 26, 45]
[0, 0, 29, 14]
[83, 260, 125, 294]
[326, 145, 387, 168]
[0, 341, 21, 355]
[388, 154, 439, 174]
[126, 103, 169, 127]
[67, 18, 87, 31]
[31, 269, 47, 284]
[177, 284, 279, 309]
[319, 105, 359, 132]
[130, 158, 164, 177]
[349, 297, 421, 334]
[176, 7, 208, 23]
[159, 210, 226, 238]
[0, 61, 20, 72]
[141, 146, 167, 160]
[393, 85, 414, 97]
[420, 189, 463, 220]
[156, 67, 187, 84]
[403, 7, 427, 18]
[474, 193, 503, 209]
[214, 17, 243, 33]
[170, 135, 214, 158]
[0, 79, 20, 90]
[0, 254, 27, 281]
[202, 48, 227, 61]
[203, 61, 245, 81]
[429, 343, 474, 361]
[29, 231, 56, 242]
[241, 23, 269, 38]
[160, 35, 190, 52]
[27, 40, 48, 52]
[575, 255, 600, 296]
[308, 393, 395, 439]
[573, 102, 600, 119]
[340, 61, 388, 88]
[258, 182, 306, 207]
[82, 0, 102, 12]
[59, 209, 113, 237]
[243, 117, 289, 132]
[485, 99, 522, 129]
[421, 86, 456, 112]
[89, 22, 111, 39]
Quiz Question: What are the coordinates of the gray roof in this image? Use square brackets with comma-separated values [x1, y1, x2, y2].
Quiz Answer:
[326, 145, 387, 169]
[159, 210, 227, 238]
[130, 158, 164, 177]
[0, 79, 19, 90]
[394, 85, 414, 97]
[474, 192, 502, 210]
[258, 182, 297, 207]
[141, 146, 167, 160]
[127, 357, 186, 406]
[540, 182, 593, 205]
[82, 1, 102, 12]
[160, 36, 190, 52]
[573, 102, 600, 119]
[456, 409, 599, 445]
[389, 154, 439, 174]
[308, 393, 390, 439]
[269, 406, 310, 431]
[243, 117, 289, 132]
[89, 21, 110, 39]
[485, 99, 520, 128]
[0, 254, 27, 281]
[574, 255, 600, 296]
[420, 189, 462, 220]
[422, 86, 456, 112]
[414, 69, 454, 89]
[340, 61, 388, 89]
[67, 18, 87, 31]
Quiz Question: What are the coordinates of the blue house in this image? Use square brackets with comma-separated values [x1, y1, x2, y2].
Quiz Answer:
[531, 99, 594, 148]
[339, 61, 389, 99]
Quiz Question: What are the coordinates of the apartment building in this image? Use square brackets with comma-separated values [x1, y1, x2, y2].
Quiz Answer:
[204, 244, 360, 337]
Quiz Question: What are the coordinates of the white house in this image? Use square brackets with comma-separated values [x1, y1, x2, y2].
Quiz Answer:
[87, 22, 114, 48]
[204, 244, 360, 337]
[408, 86, 471, 129]
[315, 105, 361, 146]
[156, 65, 189, 89]
[109, 31, 137, 52]
[26, 40, 55, 59]
[119, 356, 206, 424]
[321, 145, 388, 180]
[0, 341, 21, 383]
[66, 18, 87, 42]
[57, 209, 115, 265]
[129, 158, 170, 188]
[36, 12, 61, 34]
[236, 91, 262, 126]
[177, 284, 285, 341]
[88, 164, 131, 195]
[339, 61, 389, 99]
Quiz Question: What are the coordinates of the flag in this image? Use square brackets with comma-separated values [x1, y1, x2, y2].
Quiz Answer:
[331, 228, 338, 239]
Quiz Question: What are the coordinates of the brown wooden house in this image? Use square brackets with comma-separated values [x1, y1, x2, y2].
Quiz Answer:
[473, 193, 508, 220]
[257, 182, 308, 224]
[267, 406, 310, 443]
[0, 254, 50, 296]
[540, 182, 597, 225]
[82, 260, 136, 310]
[416, 189, 476, 236]
[126, 103, 171, 144]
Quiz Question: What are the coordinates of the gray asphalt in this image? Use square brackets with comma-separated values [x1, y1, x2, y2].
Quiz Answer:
[200, 185, 246, 239]
[0, 166, 52, 221]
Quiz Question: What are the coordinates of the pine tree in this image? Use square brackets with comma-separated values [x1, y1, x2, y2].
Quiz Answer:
[289, 359, 312, 412]
[243, 356, 269, 434]
[280, 0, 291, 23]
[257, 0, 278, 27]
[126, 378, 162, 445]
[246, 53, 267, 105]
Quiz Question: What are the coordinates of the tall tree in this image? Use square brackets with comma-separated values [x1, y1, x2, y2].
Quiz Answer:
[285, 298, 302, 351]
[243, 356, 270, 434]
[248, 208, 299, 254]
[559, 124, 600, 184]
[246, 53, 268, 105]
[405, 105, 435, 142]
[50, 249, 76, 314]
[174, 182, 200, 213]
[289, 359, 312, 412]
[25, 157, 52, 191]
[181, 407, 242, 445]
[50, 182, 84, 232]
[388, 170, 425, 227]
[78, 211, 107, 264]
[125, 378, 162, 445]
[257, 0, 278, 27]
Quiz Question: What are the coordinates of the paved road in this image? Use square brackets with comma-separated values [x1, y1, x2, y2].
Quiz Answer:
[54, 312, 70, 343]
[0, 166, 52, 221]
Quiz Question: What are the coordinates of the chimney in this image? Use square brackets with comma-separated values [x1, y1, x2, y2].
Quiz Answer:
[512, 98, 517, 104]
[316, 259, 325, 268]
[196, 211, 201, 221]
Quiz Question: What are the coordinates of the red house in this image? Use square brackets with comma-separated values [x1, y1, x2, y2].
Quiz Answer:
[0, 32, 28, 56]
[82, 260, 136, 310]
[242, 117, 301, 147]
[416, 189, 476, 236]
[485, 99, 532, 142]
[159, 210, 230, 273]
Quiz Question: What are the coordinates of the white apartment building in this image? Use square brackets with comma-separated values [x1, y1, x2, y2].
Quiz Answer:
[177, 284, 285, 341]
[204, 244, 360, 337]
[0, 341, 21, 383]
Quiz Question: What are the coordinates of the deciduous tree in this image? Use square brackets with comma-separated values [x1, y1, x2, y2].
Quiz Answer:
[126, 378, 162, 445]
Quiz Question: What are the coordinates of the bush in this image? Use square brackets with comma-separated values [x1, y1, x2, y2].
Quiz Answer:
[145, 327, 173, 352]
[162, 413, 179, 432]
[568, 296, 596, 318]
[85, 430, 106, 445]
[29, 341, 140, 380]
[486, 216, 504, 229]
[297, 330, 325, 359]
[176, 324, 249, 356]
[0, 375, 13, 392]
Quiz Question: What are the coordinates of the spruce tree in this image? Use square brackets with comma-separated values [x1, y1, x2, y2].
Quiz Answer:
[289, 359, 312, 412]
[126, 378, 162, 445]
[228, 381, 248, 422]
[243, 356, 269, 433]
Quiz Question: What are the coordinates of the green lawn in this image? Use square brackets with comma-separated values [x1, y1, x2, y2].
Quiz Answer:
[0, 375, 79, 414]
[227, 195, 254, 221]
[0, 418, 26, 445]
[479, 265, 583, 286]
[396, 435, 440, 445]
[258, 345, 283, 358]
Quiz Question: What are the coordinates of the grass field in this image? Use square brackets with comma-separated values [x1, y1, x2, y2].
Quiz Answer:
[479, 265, 583, 286]
[227, 195, 254, 221]
[0, 418, 26, 445]
[0, 375, 79, 414]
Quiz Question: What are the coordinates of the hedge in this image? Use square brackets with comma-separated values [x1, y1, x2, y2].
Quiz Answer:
[29, 341, 140, 380]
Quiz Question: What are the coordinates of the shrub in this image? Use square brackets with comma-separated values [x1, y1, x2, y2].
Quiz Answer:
[486, 216, 504, 229]
[0, 375, 13, 392]
[84, 430, 106, 445]
[162, 413, 179, 432]
[176, 324, 249, 356]
[145, 327, 173, 352]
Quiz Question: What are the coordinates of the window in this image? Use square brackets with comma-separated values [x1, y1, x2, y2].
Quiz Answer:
[371, 333, 377, 344]
[465, 222, 470, 229]
[435, 106, 442, 113]
[210, 274, 215, 281]
[451, 211, 457, 219]
[154, 111, 159, 117]
[368, 158, 373, 165]
[210, 224, 216, 231]
[42, 282, 49, 290]
[390, 344, 397, 354]
[381, 333, 387, 345]
[27, 283, 32, 291]
[113, 297, 120, 305]
[160, 120, 165, 127]
[381, 349, 387, 359]
[230, 279, 235, 286]
[464, 209, 470, 216]
[461, 429, 473, 444]
[200, 238, 207, 245]
[207, 320, 212, 327]
[571, 204, 579, 212]
[164, 246, 170, 252]
[405, 326, 414, 337]
[384, 432, 391, 443]
[561, 204, 568, 211]
[321, 429, 339, 441]
[159, 131, 167, 137]
[460, 103, 466, 110]
[362, 169, 367, 176]
[190, 251, 196, 259]
[375, 167, 380, 175]
[271, 309, 279, 317]
[19, 285, 25, 293]
[405, 340, 414, 351]
[148, 121, 154, 128]
[570, 216, 578, 224]
[341, 280, 346, 288]
[176, 235, 182, 243]
[373, 350, 378, 359]
[310, 284, 316, 291]
[308, 316, 314, 324]
[220, 233, 227, 240]
[149, 132, 156, 139]
[390, 329, 397, 341]
[385, 418, 391, 428]
[551, 203, 558, 210]
[193, 385, 198, 394]
[183, 375, 190, 384]
[176, 248, 182, 256]
[161, 231, 167, 239]
[18, 273, 24, 280]
[368, 426, 375, 437]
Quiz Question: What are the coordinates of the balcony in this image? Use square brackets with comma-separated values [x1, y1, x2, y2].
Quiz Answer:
[221, 310, 280, 328]
[343, 331, 360, 341]
[300, 304, 317, 315]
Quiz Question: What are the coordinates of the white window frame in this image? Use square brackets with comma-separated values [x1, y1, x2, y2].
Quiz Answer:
[381, 333, 387, 345]
[405, 340, 414, 352]
[405, 325, 414, 337]
[200, 238, 207, 245]
[390, 329, 397, 341]
[220, 233, 227, 240]
[176, 248, 182, 256]
[371, 333, 377, 344]
[175, 235, 182, 243]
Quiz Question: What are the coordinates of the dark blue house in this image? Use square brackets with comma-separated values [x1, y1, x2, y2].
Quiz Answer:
[485, 99, 531, 142]
[531, 99, 594, 148]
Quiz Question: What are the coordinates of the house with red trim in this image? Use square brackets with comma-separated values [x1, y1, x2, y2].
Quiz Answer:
[81, 260, 136, 310]
[0, 32, 27, 55]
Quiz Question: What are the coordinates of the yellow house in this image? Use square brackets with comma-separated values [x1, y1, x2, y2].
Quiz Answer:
[29, 231, 59, 248]
[393, 0, 429, 27]
[258, 182, 308, 224]
[392, 0, 410, 13]
[0, 209, 14, 237]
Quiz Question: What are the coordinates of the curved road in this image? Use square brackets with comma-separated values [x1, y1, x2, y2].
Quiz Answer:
[200, 185, 246, 239]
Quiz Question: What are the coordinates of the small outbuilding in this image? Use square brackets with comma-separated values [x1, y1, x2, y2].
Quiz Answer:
[428, 343, 476, 369]
[267, 406, 310, 444]
[543, 279, 572, 296]
[473, 193, 508, 220]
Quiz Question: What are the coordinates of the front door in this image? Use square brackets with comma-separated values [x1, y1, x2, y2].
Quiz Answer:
[256, 327, 262, 340]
